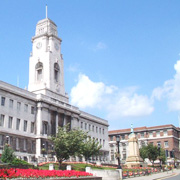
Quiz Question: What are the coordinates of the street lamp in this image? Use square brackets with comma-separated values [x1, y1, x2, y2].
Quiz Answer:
[116, 135, 121, 169]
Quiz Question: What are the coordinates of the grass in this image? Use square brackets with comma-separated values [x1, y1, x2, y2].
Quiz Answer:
[39, 163, 116, 171]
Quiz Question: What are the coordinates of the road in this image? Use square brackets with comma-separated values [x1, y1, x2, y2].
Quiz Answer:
[159, 172, 180, 180]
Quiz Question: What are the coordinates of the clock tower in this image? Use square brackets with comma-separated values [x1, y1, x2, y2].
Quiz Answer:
[28, 18, 68, 102]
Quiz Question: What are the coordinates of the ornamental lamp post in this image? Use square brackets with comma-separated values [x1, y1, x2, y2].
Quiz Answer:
[116, 135, 121, 169]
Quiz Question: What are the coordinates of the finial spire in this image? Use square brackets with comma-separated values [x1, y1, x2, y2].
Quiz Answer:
[46, 5, 48, 19]
[131, 124, 134, 133]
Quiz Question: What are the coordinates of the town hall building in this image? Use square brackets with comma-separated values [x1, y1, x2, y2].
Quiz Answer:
[0, 16, 109, 163]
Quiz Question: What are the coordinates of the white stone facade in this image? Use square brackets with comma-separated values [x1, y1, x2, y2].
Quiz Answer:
[0, 17, 109, 164]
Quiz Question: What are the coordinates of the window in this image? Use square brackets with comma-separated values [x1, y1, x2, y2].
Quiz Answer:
[89, 124, 91, 131]
[31, 106, 35, 114]
[23, 139, 27, 151]
[36, 62, 43, 81]
[164, 130, 167, 136]
[9, 99, 13, 108]
[122, 154, 126, 160]
[43, 122, 48, 135]
[103, 140, 105, 147]
[99, 128, 101, 134]
[164, 141, 169, 148]
[85, 123, 87, 130]
[157, 141, 161, 147]
[0, 135, 3, 146]
[31, 122, 34, 133]
[149, 132, 153, 138]
[81, 122, 83, 129]
[110, 136, 113, 141]
[17, 102, 21, 111]
[100, 139, 102, 145]
[92, 125, 94, 132]
[0, 114, 4, 127]
[156, 131, 160, 137]
[16, 118, 20, 130]
[8, 116, 13, 128]
[111, 150, 115, 161]
[121, 135, 125, 140]
[24, 104, 28, 112]
[54, 63, 60, 82]
[141, 132, 144, 138]
[1, 97, 5, 106]
[16, 138, 19, 150]
[103, 129, 104, 134]
[96, 127, 98, 133]
[24, 120, 27, 132]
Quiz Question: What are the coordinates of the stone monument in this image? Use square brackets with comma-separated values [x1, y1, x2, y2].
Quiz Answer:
[125, 124, 143, 168]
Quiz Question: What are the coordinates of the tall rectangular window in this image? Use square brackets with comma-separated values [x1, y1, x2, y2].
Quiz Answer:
[9, 99, 13, 108]
[81, 122, 83, 129]
[164, 141, 169, 148]
[1, 97, 5, 106]
[31, 106, 35, 114]
[23, 139, 27, 151]
[0, 135, 3, 146]
[96, 127, 98, 133]
[8, 116, 13, 128]
[156, 131, 160, 137]
[103, 129, 104, 134]
[43, 122, 48, 135]
[16, 138, 19, 150]
[16, 118, 20, 130]
[24, 120, 27, 132]
[89, 124, 91, 131]
[17, 102, 21, 111]
[24, 104, 28, 112]
[0, 115, 4, 127]
[92, 125, 94, 132]
[85, 123, 87, 130]
[99, 128, 101, 134]
[31, 122, 34, 133]
[164, 130, 167, 136]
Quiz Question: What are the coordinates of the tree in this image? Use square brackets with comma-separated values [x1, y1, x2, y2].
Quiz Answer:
[157, 148, 166, 165]
[140, 143, 159, 165]
[50, 124, 88, 169]
[82, 138, 102, 162]
[1, 144, 16, 164]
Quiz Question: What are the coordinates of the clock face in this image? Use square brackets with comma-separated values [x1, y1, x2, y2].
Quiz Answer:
[54, 43, 59, 51]
[36, 42, 42, 49]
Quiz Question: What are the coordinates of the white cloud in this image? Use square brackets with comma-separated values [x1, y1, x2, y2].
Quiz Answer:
[94, 42, 107, 51]
[70, 74, 154, 119]
[152, 60, 180, 111]
[67, 64, 80, 73]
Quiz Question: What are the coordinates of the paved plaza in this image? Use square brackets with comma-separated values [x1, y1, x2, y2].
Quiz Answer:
[126, 168, 180, 180]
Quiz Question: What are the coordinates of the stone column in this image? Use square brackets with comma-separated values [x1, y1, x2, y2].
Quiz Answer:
[36, 102, 42, 135]
[56, 112, 58, 133]
[36, 138, 41, 158]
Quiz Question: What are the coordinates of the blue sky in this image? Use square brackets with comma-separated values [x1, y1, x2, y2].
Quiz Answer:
[1, 0, 180, 130]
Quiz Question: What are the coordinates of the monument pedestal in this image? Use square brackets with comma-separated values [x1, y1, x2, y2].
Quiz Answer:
[125, 133, 143, 168]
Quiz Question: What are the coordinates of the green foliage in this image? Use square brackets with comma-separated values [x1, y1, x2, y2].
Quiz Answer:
[82, 138, 102, 162]
[157, 148, 166, 164]
[50, 124, 88, 168]
[140, 144, 166, 164]
[1, 144, 16, 164]
[11, 158, 30, 166]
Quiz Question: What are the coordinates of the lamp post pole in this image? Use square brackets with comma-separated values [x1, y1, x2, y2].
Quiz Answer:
[116, 135, 121, 169]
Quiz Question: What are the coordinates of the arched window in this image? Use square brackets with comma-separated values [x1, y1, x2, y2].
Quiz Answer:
[54, 63, 60, 82]
[35, 62, 43, 81]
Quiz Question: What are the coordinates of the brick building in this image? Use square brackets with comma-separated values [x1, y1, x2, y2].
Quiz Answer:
[108, 124, 180, 165]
